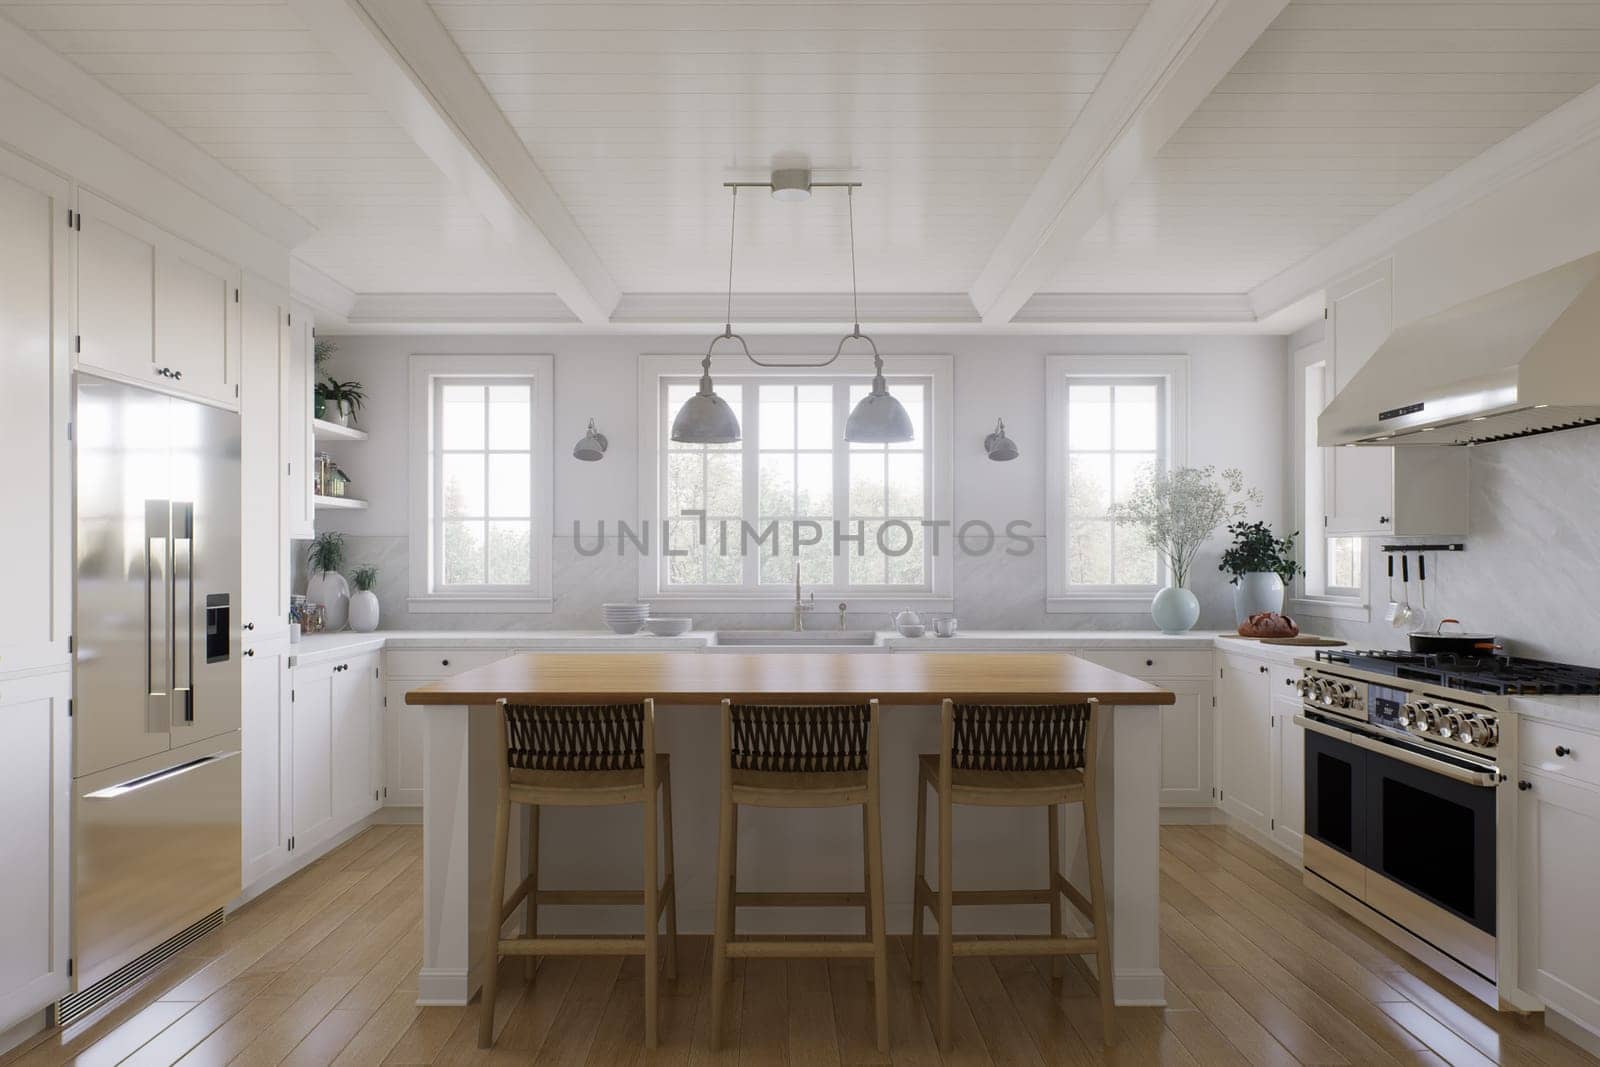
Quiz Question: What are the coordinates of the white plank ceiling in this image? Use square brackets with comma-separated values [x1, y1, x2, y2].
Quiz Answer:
[0, 0, 558, 294]
[1048, 0, 1600, 295]
[3, 0, 1597, 319]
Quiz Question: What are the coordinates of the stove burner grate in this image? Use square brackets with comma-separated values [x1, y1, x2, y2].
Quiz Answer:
[1315, 648, 1600, 696]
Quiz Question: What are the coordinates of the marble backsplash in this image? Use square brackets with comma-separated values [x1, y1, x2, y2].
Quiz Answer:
[1299, 424, 1600, 665]
[289, 534, 1248, 633]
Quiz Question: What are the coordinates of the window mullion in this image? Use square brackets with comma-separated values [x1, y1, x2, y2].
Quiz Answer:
[742, 383, 759, 589]
[832, 382, 849, 589]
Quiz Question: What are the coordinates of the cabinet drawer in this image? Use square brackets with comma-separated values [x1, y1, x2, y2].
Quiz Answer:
[1076, 649, 1212, 680]
[1521, 718, 1600, 789]
[385, 648, 506, 679]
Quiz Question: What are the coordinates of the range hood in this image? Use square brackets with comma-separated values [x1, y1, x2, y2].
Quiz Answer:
[1320, 254, 1600, 446]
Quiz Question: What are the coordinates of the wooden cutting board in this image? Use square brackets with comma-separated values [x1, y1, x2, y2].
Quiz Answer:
[1218, 634, 1346, 647]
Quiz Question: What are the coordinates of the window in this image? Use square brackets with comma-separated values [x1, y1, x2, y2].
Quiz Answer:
[1299, 358, 1364, 600]
[641, 354, 951, 608]
[408, 354, 553, 611]
[1046, 355, 1187, 612]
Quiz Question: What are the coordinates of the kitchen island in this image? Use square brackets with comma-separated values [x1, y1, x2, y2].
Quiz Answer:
[405, 649, 1174, 1008]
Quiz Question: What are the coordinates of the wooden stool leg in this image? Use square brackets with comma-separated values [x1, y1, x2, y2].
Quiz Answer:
[643, 783, 660, 1049]
[479, 786, 511, 1048]
[1047, 802, 1062, 980]
[709, 794, 734, 1049]
[1083, 793, 1115, 1044]
[524, 804, 540, 983]
[726, 804, 739, 960]
[936, 787, 954, 1050]
[660, 764, 679, 982]
[867, 795, 889, 1053]
[861, 805, 873, 959]
[910, 774, 928, 982]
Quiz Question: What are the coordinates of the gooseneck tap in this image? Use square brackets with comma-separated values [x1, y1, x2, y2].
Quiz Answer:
[792, 563, 815, 631]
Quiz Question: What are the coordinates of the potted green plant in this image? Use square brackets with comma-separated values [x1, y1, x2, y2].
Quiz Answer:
[317, 377, 365, 428]
[1218, 521, 1304, 625]
[1113, 466, 1261, 633]
[305, 532, 350, 631]
[313, 339, 336, 419]
[349, 565, 380, 633]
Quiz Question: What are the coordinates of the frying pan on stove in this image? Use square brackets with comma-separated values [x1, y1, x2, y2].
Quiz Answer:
[1409, 618, 1499, 655]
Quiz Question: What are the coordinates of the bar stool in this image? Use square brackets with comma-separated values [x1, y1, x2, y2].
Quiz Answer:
[479, 698, 678, 1049]
[911, 698, 1113, 1048]
[709, 700, 888, 1052]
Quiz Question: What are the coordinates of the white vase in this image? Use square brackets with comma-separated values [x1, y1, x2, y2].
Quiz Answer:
[349, 589, 380, 633]
[1150, 585, 1200, 634]
[1233, 571, 1285, 625]
[306, 570, 350, 631]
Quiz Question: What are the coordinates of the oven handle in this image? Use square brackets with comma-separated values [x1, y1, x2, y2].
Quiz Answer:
[1294, 715, 1501, 788]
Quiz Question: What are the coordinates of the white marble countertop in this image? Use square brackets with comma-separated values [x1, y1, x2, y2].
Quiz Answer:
[1510, 694, 1600, 732]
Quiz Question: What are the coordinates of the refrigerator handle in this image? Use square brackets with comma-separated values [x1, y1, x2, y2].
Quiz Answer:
[172, 501, 195, 724]
[144, 499, 171, 733]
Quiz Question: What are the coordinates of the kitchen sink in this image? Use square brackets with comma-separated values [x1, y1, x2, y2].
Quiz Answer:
[713, 629, 880, 647]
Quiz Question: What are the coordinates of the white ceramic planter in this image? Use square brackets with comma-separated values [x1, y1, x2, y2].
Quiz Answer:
[1233, 571, 1286, 625]
[349, 589, 380, 633]
[306, 570, 350, 631]
[1150, 586, 1200, 634]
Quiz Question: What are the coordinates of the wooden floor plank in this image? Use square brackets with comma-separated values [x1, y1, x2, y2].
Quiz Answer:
[7, 824, 1599, 1067]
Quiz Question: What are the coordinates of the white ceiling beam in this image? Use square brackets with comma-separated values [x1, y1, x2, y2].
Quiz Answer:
[284, 0, 619, 323]
[969, 0, 1289, 325]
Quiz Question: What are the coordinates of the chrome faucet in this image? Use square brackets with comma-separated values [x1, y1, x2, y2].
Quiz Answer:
[838, 602, 849, 630]
[792, 563, 815, 631]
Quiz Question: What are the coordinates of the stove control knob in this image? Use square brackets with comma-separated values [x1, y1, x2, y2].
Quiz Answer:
[1419, 705, 1444, 735]
[1296, 676, 1315, 699]
[1462, 717, 1496, 747]
[1398, 701, 1426, 729]
[1329, 682, 1357, 708]
[1441, 712, 1468, 741]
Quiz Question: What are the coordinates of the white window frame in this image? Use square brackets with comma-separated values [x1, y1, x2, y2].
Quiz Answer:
[637, 352, 954, 612]
[1046, 354, 1188, 614]
[408, 353, 554, 612]
[1289, 330, 1370, 621]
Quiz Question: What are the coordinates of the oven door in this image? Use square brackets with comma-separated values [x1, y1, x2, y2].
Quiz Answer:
[1303, 725, 1369, 899]
[1365, 747, 1497, 938]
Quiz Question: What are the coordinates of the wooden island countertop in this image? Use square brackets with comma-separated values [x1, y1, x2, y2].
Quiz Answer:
[404, 649, 1176, 707]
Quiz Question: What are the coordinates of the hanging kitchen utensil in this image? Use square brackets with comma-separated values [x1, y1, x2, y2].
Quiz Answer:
[1418, 553, 1427, 621]
[1409, 618, 1498, 655]
[1392, 555, 1415, 629]
[1383, 554, 1399, 624]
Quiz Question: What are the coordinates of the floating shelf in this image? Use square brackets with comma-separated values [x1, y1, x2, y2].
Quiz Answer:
[312, 418, 368, 442]
[313, 494, 368, 511]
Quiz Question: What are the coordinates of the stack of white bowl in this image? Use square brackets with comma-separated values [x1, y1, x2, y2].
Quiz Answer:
[601, 602, 650, 634]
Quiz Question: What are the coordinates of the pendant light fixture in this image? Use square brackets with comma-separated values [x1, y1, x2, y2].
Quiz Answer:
[839, 187, 914, 443]
[671, 187, 747, 444]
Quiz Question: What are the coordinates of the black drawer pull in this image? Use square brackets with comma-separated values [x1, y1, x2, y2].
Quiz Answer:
[1555, 745, 1572, 757]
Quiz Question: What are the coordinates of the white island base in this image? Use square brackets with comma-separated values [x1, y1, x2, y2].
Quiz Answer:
[415, 702, 1165, 1009]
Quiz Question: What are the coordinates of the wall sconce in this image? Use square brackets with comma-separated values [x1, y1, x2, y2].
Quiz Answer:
[573, 418, 608, 461]
[983, 418, 1018, 461]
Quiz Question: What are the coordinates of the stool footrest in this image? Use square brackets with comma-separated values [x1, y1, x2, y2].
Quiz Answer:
[498, 936, 646, 957]
[725, 939, 876, 960]
[734, 891, 866, 908]
[952, 936, 1097, 958]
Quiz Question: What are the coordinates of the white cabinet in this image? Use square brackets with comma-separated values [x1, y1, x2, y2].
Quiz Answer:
[1518, 761, 1600, 1036]
[1156, 677, 1214, 808]
[74, 189, 239, 407]
[242, 643, 290, 888]
[283, 303, 316, 541]
[240, 277, 287, 636]
[331, 657, 377, 824]
[0, 671, 71, 1030]
[290, 661, 337, 853]
[0, 147, 71, 677]
[287, 651, 381, 858]
[1324, 263, 1468, 537]
[384, 677, 424, 808]
[1217, 653, 1272, 836]
[1270, 678, 1305, 857]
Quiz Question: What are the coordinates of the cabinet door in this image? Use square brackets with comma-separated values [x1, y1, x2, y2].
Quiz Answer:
[1157, 677, 1214, 808]
[242, 645, 289, 887]
[385, 677, 425, 808]
[331, 656, 374, 823]
[1218, 655, 1271, 833]
[0, 149, 71, 676]
[370, 660, 386, 807]
[1519, 772, 1600, 1032]
[1326, 264, 1396, 535]
[154, 240, 237, 404]
[240, 280, 285, 636]
[283, 304, 315, 540]
[1270, 694, 1305, 856]
[0, 672, 71, 1030]
[290, 664, 336, 850]
[76, 190, 155, 382]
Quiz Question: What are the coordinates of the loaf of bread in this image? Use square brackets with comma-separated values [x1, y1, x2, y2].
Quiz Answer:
[1238, 612, 1299, 638]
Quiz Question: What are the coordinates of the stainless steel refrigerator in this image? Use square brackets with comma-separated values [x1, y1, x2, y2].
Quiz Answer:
[71, 375, 242, 1012]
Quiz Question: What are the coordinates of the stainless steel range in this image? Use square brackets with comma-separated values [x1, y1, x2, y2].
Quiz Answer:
[1295, 649, 1600, 1010]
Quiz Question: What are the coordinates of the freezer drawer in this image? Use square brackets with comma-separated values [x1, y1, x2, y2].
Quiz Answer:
[73, 734, 241, 989]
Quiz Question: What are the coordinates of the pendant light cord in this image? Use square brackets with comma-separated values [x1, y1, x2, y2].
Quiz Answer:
[724, 186, 738, 336]
[848, 186, 860, 336]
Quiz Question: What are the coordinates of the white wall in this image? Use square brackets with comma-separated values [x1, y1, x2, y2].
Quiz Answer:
[303, 332, 1289, 631]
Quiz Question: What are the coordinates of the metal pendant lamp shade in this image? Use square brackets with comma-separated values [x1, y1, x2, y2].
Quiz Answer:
[984, 418, 1019, 461]
[837, 188, 913, 444]
[573, 418, 609, 461]
[671, 331, 746, 444]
